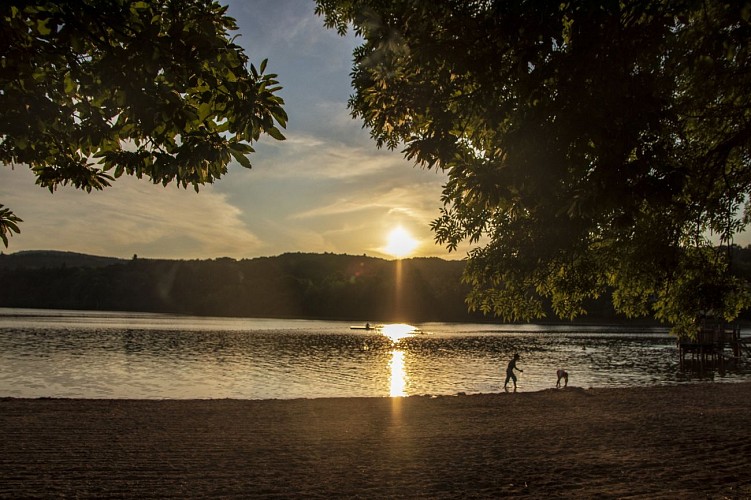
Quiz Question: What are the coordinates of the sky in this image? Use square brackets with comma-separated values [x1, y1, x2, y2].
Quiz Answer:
[0, 0, 464, 261]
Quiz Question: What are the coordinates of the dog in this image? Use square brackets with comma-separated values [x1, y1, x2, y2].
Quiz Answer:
[556, 369, 568, 388]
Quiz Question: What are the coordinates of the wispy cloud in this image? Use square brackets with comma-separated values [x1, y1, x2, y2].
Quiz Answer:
[290, 181, 441, 221]
[251, 128, 426, 182]
[1, 167, 262, 259]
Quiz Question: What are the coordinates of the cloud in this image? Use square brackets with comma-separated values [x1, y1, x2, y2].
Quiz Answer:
[291, 181, 441, 221]
[1, 166, 263, 259]
[252, 128, 423, 182]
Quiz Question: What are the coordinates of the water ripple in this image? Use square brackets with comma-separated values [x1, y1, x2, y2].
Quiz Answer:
[1, 309, 750, 399]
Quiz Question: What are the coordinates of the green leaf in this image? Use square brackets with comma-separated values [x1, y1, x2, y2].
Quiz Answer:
[64, 73, 76, 94]
[0, 204, 23, 248]
[229, 145, 252, 168]
[36, 18, 51, 35]
[197, 102, 213, 122]
[266, 126, 286, 141]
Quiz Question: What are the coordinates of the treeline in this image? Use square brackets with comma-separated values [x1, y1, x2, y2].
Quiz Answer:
[0, 251, 484, 322]
[4, 247, 751, 323]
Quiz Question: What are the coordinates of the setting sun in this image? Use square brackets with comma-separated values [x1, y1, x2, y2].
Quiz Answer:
[384, 227, 418, 258]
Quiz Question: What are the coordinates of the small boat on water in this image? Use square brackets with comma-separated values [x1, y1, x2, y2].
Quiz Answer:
[350, 323, 379, 331]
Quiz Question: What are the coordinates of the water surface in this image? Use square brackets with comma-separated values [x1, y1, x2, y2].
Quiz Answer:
[1, 308, 748, 399]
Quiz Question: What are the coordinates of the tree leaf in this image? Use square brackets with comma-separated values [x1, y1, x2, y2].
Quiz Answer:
[2, 0, 287, 245]
[266, 126, 286, 141]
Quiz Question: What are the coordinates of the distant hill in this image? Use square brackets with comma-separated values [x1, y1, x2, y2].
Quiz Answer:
[0, 250, 485, 322]
[0, 250, 125, 270]
[7, 248, 750, 323]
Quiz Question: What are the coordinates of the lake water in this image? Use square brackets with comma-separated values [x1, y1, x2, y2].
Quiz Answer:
[1, 308, 749, 399]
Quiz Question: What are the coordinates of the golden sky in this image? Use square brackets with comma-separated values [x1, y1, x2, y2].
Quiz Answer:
[0, 0, 473, 261]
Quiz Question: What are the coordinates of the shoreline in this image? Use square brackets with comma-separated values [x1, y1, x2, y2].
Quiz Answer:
[2, 375, 748, 402]
[3, 382, 751, 498]
[0, 378, 742, 402]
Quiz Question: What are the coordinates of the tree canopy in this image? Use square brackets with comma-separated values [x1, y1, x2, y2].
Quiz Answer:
[316, 0, 751, 335]
[1, 0, 287, 246]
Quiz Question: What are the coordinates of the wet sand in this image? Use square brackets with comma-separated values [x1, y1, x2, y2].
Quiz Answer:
[2, 382, 751, 498]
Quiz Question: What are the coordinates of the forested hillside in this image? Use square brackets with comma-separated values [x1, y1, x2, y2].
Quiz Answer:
[0, 251, 482, 322]
[4, 248, 751, 323]
[0, 250, 125, 269]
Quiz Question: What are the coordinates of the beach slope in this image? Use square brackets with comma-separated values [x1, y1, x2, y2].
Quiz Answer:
[2, 383, 751, 498]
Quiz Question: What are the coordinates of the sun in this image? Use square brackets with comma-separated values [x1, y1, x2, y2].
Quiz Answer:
[384, 226, 418, 258]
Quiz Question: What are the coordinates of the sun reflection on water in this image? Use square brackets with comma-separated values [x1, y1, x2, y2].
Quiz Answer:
[381, 323, 418, 343]
[390, 350, 407, 397]
[381, 323, 417, 397]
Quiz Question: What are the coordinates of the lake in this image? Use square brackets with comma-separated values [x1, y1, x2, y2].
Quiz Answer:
[1, 308, 749, 399]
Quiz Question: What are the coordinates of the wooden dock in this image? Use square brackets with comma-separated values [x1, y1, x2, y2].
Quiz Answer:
[678, 324, 748, 368]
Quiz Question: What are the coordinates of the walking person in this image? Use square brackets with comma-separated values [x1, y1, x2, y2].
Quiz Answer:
[504, 353, 523, 391]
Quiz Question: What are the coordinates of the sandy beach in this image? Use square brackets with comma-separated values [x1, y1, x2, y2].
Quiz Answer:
[2, 382, 751, 498]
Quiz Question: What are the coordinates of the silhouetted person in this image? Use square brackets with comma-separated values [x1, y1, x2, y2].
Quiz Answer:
[556, 369, 568, 388]
[504, 353, 522, 391]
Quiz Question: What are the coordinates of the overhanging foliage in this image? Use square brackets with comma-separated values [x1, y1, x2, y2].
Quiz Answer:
[317, 0, 751, 336]
[1, 0, 287, 245]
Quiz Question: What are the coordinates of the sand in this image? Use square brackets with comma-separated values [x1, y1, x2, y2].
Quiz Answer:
[2, 383, 751, 499]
